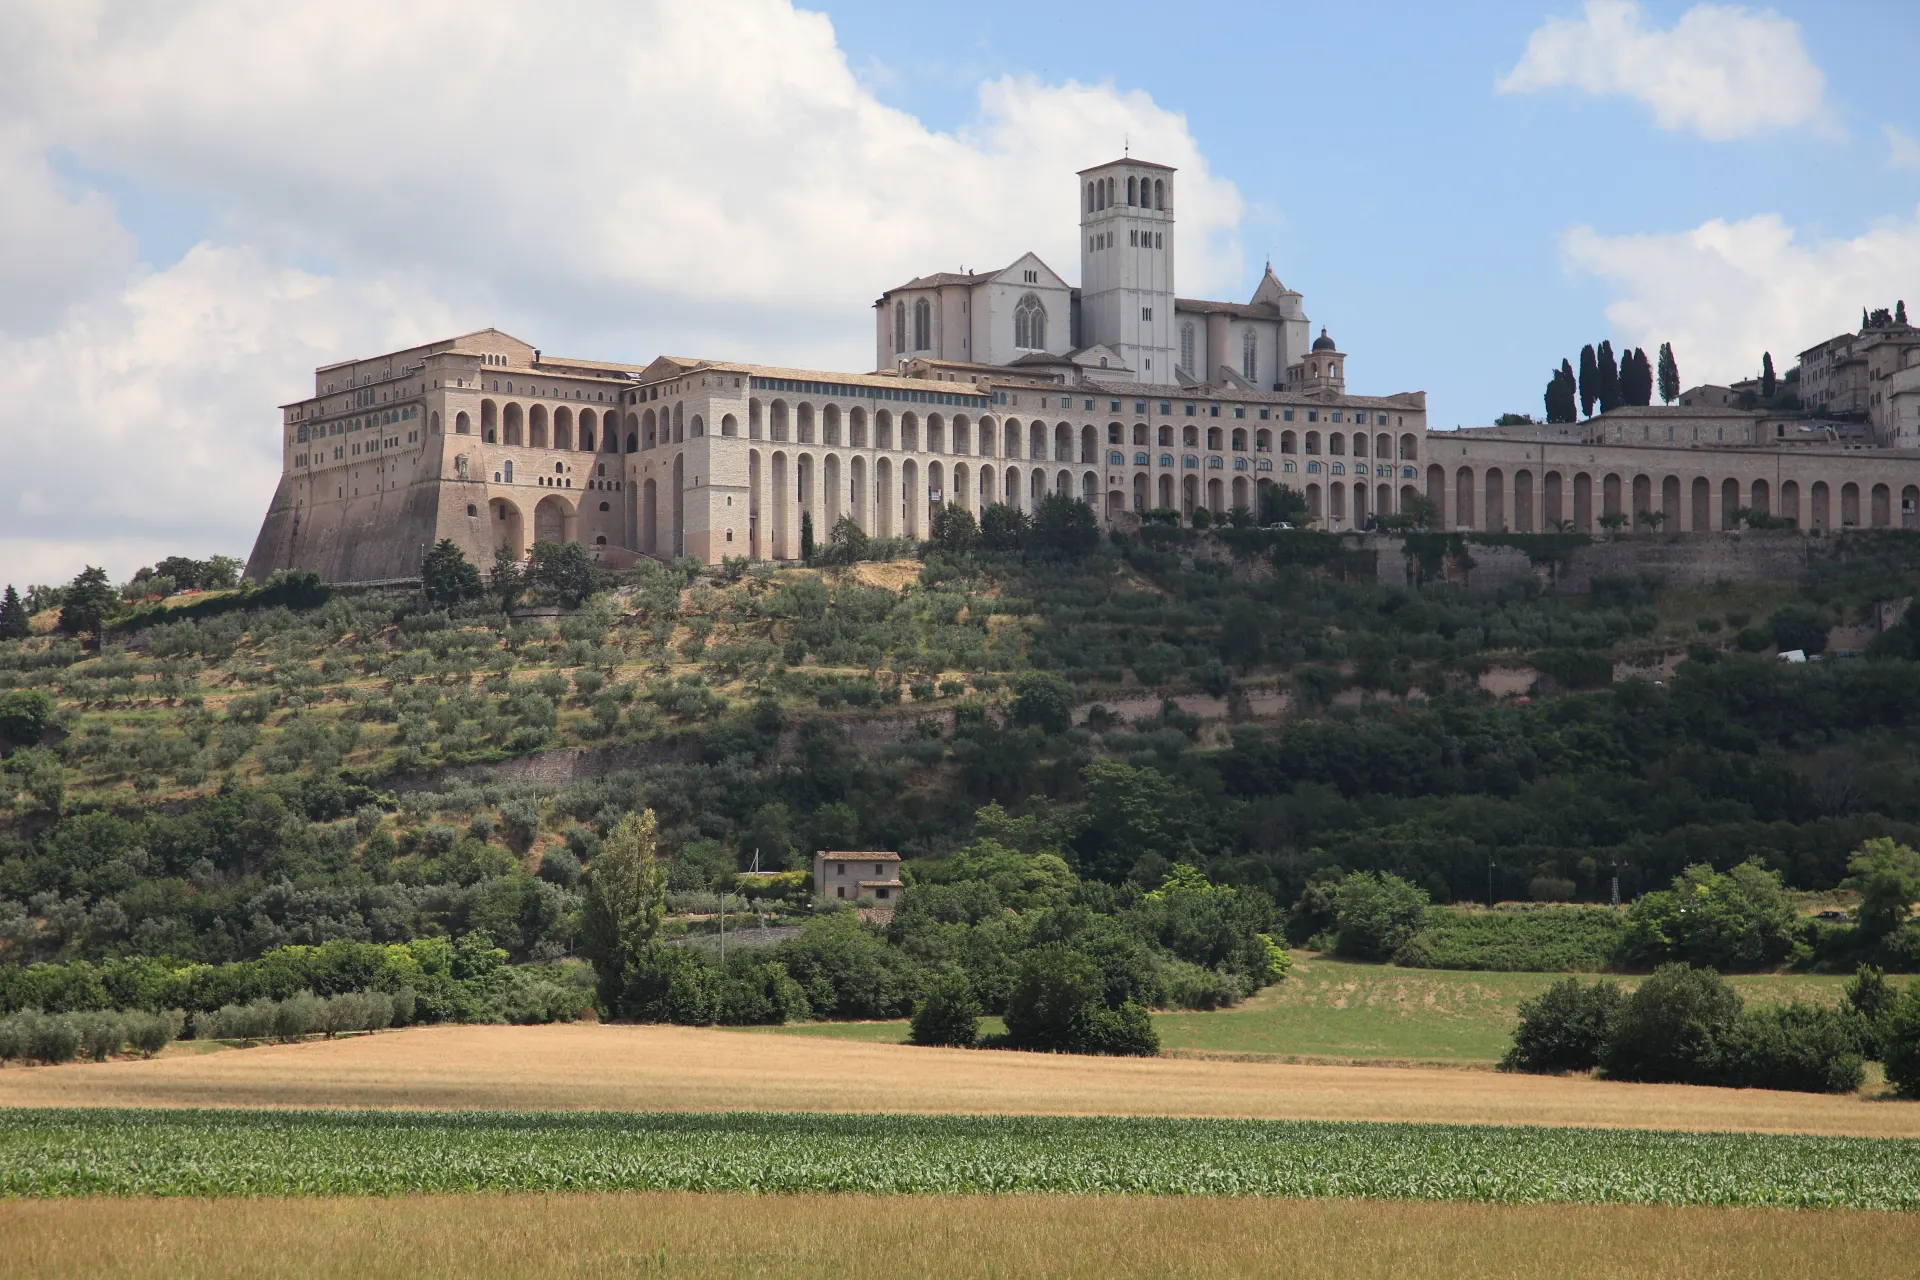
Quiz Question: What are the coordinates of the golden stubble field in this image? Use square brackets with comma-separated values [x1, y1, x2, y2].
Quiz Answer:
[7, 1192, 1918, 1280]
[2, 1022, 1917, 1137]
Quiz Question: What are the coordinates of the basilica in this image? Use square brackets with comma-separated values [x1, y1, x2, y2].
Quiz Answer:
[247, 155, 1427, 579]
[246, 156, 1920, 583]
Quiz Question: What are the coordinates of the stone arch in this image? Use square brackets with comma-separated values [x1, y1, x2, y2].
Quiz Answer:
[1003, 418, 1021, 458]
[722, 413, 738, 437]
[1572, 472, 1593, 531]
[428, 410, 441, 435]
[1005, 465, 1022, 510]
[1692, 477, 1711, 532]
[690, 414, 704, 439]
[1602, 473, 1622, 519]
[1872, 482, 1892, 527]
[1780, 480, 1801, 528]
[1400, 433, 1418, 461]
[558, 407, 577, 451]
[672, 402, 685, 443]
[902, 458, 921, 537]
[798, 403, 815, 445]
[1281, 430, 1298, 454]
[1483, 467, 1504, 531]
[1350, 432, 1367, 458]
[625, 413, 639, 454]
[850, 406, 867, 448]
[1811, 480, 1830, 531]
[1631, 474, 1652, 522]
[1053, 422, 1071, 462]
[953, 461, 972, 512]
[1904, 484, 1920, 529]
[901, 412, 919, 452]
[1329, 432, 1346, 457]
[928, 413, 945, 454]
[797, 453, 816, 544]
[1455, 466, 1475, 530]
[1182, 473, 1199, 514]
[1231, 475, 1249, 510]
[530, 404, 549, 449]
[455, 410, 470, 435]
[979, 464, 994, 510]
[671, 454, 686, 557]
[1513, 469, 1534, 533]
[770, 400, 790, 442]
[642, 478, 658, 554]
[851, 454, 869, 531]
[823, 404, 841, 447]
[927, 460, 945, 513]
[503, 402, 524, 447]
[825, 453, 842, 526]
[749, 399, 764, 440]
[1660, 475, 1681, 529]
[1544, 470, 1564, 527]
[1401, 483, 1419, 510]
[1081, 424, 1098, 463]
[1304, 482, 1321, 521]
[1722, 478, 1741, 528]
[489, 497, 525, 559]
[875, 456, 894, 537]
[1255, 427, 1271, 452]
[1750, 478, 1771, 516]
[772, 451, 791, 558]
[642, 408, 657, 449]
[534, 493, 576, 546]
[747, 450, 763, 557]
[1157, 472, 1174, 509]
[1426, 463, 1447, 524]
[1030, 421, 1047, 459]
[953, 415, 971, 455]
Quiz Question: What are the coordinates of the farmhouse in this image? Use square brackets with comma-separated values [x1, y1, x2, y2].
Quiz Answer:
[813, 851, 903, 905]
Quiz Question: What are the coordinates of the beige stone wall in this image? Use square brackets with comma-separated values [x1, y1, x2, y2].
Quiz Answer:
[1422, 435, 1920, 534]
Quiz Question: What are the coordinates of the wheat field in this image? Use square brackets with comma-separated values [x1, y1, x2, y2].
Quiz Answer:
[0, 1023, 1914, 1137]
[6, 1192, 1917, 1279]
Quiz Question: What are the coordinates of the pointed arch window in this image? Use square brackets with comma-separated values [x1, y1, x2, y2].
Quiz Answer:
[912, 298, 931, 351]
[1014, 294, 1047, 350]
[894, 301, 906, 353]
[1242, 329, 1258, 381]
[1179, 323, 1196, 374]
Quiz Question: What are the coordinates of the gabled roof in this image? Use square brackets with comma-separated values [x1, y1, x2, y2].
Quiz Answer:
[820, 850, 901, 861]
[1175, 297, 1281, 320]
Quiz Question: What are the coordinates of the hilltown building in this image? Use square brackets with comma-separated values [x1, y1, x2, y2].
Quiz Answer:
[245, 160, 1920, 583]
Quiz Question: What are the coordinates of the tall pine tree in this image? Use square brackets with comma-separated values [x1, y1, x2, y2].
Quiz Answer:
[1596, 339, 1621, 413]
[1761, 352, 1776, 399]
[0, 586, 28, 640]
[1657, 342, 1680, 404]
[1578, 344, 1598, 418]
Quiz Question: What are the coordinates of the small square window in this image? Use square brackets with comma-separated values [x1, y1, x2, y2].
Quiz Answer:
[1259, 408, 1270, 420]
[1234, 406, 1246, 418]
[1083, 398, 1095, 410]
[1135, 401, 1147, 413]
[1185, 403, 1196, 416]
[1159, 401, 1172, 414]
[1209, 405, 1220, 417]
[1111, 400, 1121, 412]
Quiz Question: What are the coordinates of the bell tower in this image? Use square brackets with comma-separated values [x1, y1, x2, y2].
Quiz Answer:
[1078, 158, 1176, 381]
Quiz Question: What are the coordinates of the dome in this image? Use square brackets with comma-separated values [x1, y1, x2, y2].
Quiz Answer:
[1311, 327, 1337, 353]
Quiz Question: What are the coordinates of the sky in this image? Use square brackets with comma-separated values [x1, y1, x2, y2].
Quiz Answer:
[2, 0, 1918, 586]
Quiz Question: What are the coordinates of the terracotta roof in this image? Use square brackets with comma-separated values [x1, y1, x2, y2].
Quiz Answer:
[1175, 297, 1280, 319]
[858, 879, 905, 888]
[820, 851, 901, 862]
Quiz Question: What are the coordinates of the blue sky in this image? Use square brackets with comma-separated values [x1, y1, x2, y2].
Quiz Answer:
[2, 0, 1918, 583]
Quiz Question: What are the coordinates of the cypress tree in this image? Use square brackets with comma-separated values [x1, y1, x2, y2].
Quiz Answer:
[1657, 342, 1680, 405]
[1899, 300, 1910, 326]
[1864, 307, 1871, 331]
[1544, 363, 1576, 424]
[1761, 352, 1776, 399]
[1596, 340, 1621, 413]
[1578, 344, 1598, 418]
[0, 586, 28, 640]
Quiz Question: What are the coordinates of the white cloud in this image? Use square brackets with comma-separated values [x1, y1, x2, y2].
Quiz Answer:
[1888, 124, 1920, 173]
[1498, 1, 1832, 141]
[0, 0, 1243, 584]
[1562, 208, 1920, 384]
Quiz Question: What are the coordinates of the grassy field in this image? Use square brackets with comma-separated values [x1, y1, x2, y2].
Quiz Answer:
[5, 1108, 1918, 1207]
[0, 1023, 1912, 1138]
[758, 955, 1855, 1065]
[11, 1192, 1918, 1280]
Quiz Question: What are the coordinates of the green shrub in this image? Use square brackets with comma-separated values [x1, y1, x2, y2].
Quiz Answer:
[0, 1013, 28, 1064]
[1883, 982, 1920, 1098]
[1599, 965, 1742, 1085]
[26, 1012, 81, 1064]
[1501, 978, 1623, 1073]
[1724, 1002, 1865, 1094]
[909, 972, 981, 1048]
[123, 1010, 184, 1057]
[1397, 906, 1624, 972]
[1157, 957, 1244, 1010]
[71, 1011, 126, 1062]
[1332, 871, 1429, 962]
[1616, 861, 1798, 971]
[1002, 943, 1156, 1056]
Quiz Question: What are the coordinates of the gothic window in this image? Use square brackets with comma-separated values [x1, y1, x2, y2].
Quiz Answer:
[1127, 176, 1137, 205]
[913, 298, 932, 351]
[1243, 330, 1258, 381]
[1153, 179, 1165, 210]
[1180, 323, 1195, 373]
[1087, 181, 1096, 212]
[1014, 294, 1047, 350]
[894, 301, 906, 353]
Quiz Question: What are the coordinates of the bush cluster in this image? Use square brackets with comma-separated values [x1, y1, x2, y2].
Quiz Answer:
[0, 1008, 184, 1065]
[1502, 965, 1873, 1094]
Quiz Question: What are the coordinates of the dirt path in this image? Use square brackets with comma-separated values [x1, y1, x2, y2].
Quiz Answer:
[0, 1023, 1912, 1138]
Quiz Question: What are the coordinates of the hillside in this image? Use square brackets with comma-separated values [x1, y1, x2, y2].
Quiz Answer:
[4, 527, 1920, 978]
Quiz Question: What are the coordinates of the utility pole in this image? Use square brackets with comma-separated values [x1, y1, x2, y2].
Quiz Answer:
[1487, 859, 1496, 910]
[1610, 862, 1622, 909]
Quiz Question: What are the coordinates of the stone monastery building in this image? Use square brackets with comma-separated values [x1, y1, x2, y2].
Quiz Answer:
[246, 157, 1920, 582]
